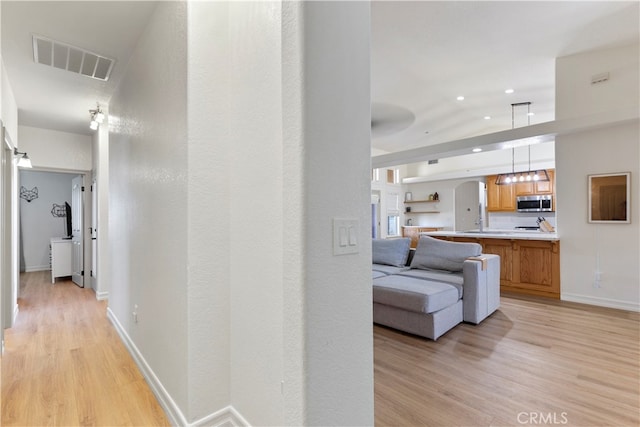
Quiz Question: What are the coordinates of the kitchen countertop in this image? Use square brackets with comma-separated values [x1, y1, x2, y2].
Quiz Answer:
[422, 229, 559, 241]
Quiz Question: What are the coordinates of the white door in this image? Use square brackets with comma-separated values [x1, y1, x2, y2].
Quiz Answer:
[454, 181, 485, 232]
[71, 175, 84, 287]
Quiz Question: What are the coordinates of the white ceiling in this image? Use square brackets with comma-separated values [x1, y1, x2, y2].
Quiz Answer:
[371, 1, 639, 153]
[1, 1, 638, 145]
[1, 1, 158, 136]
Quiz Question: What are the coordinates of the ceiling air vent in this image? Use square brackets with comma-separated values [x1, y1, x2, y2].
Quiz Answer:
[32, 35, 115, 81]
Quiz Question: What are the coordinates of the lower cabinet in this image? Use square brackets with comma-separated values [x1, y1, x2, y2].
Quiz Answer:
[434, 236, 560, 298]
[402, 227, 442, 248]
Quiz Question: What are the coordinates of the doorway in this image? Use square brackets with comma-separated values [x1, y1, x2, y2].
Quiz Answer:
[18, 170, 90, 289]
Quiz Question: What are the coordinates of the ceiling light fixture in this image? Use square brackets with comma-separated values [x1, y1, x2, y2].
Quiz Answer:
[456, 96, 465, 101]
[472, 148, 482, 153]
[495, 102, 549, 185]
[14, 148, 33, 168]
[505, 88, 514, 94]
[89, 103, 105, 130]
[484, 116, 491, 120]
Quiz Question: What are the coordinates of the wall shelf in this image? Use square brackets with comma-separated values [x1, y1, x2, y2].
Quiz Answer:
[404, 199, 439, 204]
[405, 211, 440, 214]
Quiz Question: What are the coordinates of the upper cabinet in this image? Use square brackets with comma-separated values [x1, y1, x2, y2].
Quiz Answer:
[487, 169, 555, 212]
[486, 175, 516, 211]
[514, 170, 555, 196]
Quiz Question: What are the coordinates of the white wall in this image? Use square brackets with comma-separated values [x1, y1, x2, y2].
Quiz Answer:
[405, 141, 555, 181]
[2, 61, 18, 143]
[403, 178, 483, 230]
[18, 126, 91, 171]
[18, 170, 73, 271]
[186, 1, 231, 422]
[92, 108, 109, 299]
[109, 2, 373, 425]
[108, 0, 189, 420]
[555, 43, 639, 311]
[225, 1, 285, 424]
[1, 54, 20, 334]
[295, 3, 372, 423]
[556, 43, 639, 119]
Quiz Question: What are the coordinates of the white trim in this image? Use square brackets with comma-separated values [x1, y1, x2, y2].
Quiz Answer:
[106, 308, 249, 427]
[561, 293, 640, 312]
[25, 265, 50, 273]
[12, 304, 19, 324]
[190, 405, 249, 427]
[107, 307, 186, 426]
[95, 290, 109, 301]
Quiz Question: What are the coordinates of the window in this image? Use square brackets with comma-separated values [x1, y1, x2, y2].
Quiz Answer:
[386, 168, 399, 184]
[387, 215, 400, 237]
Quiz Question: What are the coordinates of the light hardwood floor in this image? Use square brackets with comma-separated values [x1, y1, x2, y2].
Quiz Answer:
[3, 273, 638, 426]
[375, 293, 640, 426]
[1, 271, 170, 426]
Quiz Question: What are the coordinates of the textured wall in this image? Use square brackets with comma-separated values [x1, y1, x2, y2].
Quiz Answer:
[185, 1, 231, 421]
[108, 0, 189, 414]
[18, 126, 92, 171]
[109, 2, 374, 424]
[297, 2, 374, 424]
[555, 44, 640, 311]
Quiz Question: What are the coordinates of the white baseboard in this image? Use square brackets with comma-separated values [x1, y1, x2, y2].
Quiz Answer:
[25, 265, 50, 272]
[191, 405, 250, 427]
[561, 293, 640, 312]
[95, 290, 109, 301]
[106, 308, 249, 427]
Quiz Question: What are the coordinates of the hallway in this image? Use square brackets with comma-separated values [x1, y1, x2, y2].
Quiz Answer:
[1, 272, 169, 426]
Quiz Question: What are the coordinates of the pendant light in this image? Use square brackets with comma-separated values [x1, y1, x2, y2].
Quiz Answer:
[495, 102, 550, 185]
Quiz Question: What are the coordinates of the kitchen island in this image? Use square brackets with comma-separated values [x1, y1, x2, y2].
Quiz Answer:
[423, 230, 560, 299]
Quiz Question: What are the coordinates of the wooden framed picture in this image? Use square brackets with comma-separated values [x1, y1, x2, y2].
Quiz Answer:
[588, 172, 631, 223]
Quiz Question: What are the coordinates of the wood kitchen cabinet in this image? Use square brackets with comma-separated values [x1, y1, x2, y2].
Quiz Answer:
[515, 169, 555, 196]
[486, 175, 516, 211]
[487, 169, 555, 211]
[432, 235, 560, 298]
[402, 226, 443, 248]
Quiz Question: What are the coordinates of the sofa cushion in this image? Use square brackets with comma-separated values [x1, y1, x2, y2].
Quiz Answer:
[372, 264, 409, 276]
[399, 269, 464, 299]
[410, 236, 481, 272]
[372, 238, 411, 267]
[372, 270, 387, 279]
[373, 275, 459, 314]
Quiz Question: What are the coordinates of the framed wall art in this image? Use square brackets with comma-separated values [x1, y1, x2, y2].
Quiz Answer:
[588, 172, 631, 223]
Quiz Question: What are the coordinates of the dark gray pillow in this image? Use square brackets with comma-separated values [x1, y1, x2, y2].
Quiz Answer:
[372, 238, 411, 267]
[410, 236, 481, 272]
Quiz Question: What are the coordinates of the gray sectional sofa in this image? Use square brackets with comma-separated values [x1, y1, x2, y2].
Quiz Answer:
[372, 236, 500, 340]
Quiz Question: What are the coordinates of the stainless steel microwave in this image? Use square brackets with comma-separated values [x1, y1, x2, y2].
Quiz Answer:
[516, 195, 553, 212]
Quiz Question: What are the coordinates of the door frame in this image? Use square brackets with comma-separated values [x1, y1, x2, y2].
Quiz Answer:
[71, 174, 84, 287]
[16, 168, 93, 291]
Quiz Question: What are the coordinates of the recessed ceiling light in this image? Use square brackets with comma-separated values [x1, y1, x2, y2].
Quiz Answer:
[527, 112, 535, 116]
[484, 116, 491, 120]
[505, 89, 514, 94]
[472, 148, 482, 153]
[456, 96, 465, 101]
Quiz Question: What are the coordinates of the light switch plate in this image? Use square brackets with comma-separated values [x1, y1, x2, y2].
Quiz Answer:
[333, 218, 359, 255]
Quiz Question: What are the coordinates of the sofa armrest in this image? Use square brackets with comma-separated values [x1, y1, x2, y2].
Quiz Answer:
[462, 254, 500, 324]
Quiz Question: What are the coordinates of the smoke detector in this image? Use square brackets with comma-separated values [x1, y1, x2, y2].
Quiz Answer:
[32, 34, 115, 81]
